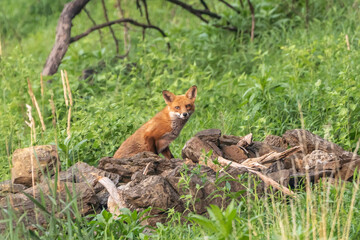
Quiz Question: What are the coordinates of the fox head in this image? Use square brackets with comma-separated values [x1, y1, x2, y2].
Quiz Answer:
[163, 85, 197, 120]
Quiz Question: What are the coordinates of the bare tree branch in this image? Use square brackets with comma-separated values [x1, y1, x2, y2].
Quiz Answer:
[167, 0, 220, 23]
[70, 18, 170, 51]
[83, 7, 103, 47]
[200, 0, 209, 10]
[247, 0, 255, 41]
[136, 0, 143, 16]
[239, 0, 244, 8]
[219, 0, 240, 13]
[141, 0, 151, 25]
[42, 0, 91, 76]
[167, 0, 238, 32]
[101, 0, 119, 54]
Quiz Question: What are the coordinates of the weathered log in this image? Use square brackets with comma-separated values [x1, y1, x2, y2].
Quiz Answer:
[182, 136, 222, 171]
[217, 157, 296, 196]
[0, 180, 26, 199]
[98, 152, 182, 182]
[222, 145, 248, 163]
[97, 176, 125, 216]
[236, 133, 253, 148]
[195, 129, 221, 144]
[241, 146, 300, 166]
[0, 181, 98, 231]
[264, 135, 288, 149]
[283, 129, 359, 163]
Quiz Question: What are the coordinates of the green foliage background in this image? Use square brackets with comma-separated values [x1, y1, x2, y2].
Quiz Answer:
[1, 0, 360, 237]
[1, 0, 359, 177]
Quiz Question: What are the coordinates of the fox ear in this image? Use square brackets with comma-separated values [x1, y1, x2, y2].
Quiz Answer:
[162, 90, 175, 104]
[186, 85, 197, 100]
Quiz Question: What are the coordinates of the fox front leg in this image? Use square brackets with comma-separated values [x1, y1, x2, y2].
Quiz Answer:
[161, 146, 174, 159]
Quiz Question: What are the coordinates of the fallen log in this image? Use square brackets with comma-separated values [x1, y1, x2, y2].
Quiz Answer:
[241, 146, 300, 167]
[283, 129, 360, 163]
[217, 157, 296, 196]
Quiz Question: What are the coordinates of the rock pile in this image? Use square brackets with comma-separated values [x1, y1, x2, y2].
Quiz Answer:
[1, 129, 359, 229]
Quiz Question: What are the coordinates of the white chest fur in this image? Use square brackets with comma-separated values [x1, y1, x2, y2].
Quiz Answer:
[157, 112, 190, 152]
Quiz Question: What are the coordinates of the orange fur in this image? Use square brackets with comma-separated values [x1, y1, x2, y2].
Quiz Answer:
[114, 86, 197, 159]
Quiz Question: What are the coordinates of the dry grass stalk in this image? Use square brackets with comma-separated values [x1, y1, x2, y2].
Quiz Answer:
[61, 70, 69, 106]
[64, 70, 73, 106]
[343, 164, 360, 239]
[25, 104, 36, 142]
[341, 138, 360, 239]
[64, 70, 72, 138]
[49, 96, 57, 128]
[25, 104, 36, 198]
[345, 34, 350, 50]
[40, 74, 44, 97]
[27, 78, 46, 131]
[49, 96, 61, 191]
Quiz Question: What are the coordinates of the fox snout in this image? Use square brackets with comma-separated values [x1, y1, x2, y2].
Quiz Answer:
[180, 112, 190, 119]
[173, 111, 191, 119]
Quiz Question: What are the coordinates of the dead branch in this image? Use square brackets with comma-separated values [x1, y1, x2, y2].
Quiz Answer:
[70, 18, 170, 51]
[241, 146, 300, 166]
[97, 176, 126, 216]
[239, 0, 244, 8]
[101, 0, 119, 54]
[83, 7, 103, 47]
[219, 0, 240, 13]
[217, 157, 296, 196]
[200, 0, 209, 10]
[167, 0, 221, 22]
[143, 162, 151, 175]
[141, 0, 151, 25]
[136, 0, 143, 16]
[167, 0, 238, 31]
[237, 133, 253, 154]
[247, 0, 255, 41]
[42, 0, 91, 76]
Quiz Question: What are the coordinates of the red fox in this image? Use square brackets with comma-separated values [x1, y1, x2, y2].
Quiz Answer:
[114, 85, 197, 159]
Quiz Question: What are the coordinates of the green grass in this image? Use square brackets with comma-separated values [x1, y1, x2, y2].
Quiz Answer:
[1, 0, 360, 238]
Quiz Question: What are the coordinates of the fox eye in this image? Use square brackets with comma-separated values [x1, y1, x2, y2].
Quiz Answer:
[175, 106, 180, 110]
[186, 104, 191, 108]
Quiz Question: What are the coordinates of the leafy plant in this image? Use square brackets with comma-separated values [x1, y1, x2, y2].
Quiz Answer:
[189, 200, 248, 240]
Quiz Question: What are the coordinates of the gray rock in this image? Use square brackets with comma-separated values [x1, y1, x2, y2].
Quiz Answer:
[11, 145, 59, 187]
